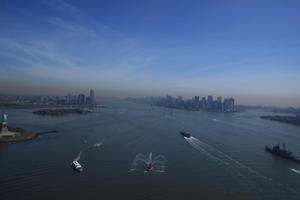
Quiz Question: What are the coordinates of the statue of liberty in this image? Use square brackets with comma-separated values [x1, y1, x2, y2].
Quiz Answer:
[0, 112, 9, 135]
[1, 113, 8, 125]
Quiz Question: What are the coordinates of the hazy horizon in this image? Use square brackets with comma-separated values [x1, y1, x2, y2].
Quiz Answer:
[1, 0, 300, 107]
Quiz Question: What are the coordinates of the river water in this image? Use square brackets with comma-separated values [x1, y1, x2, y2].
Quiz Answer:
[1, 100, 300, 200]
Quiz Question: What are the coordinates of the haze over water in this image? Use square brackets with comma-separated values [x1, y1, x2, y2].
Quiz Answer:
[1, 100, 300, 200]
[1, 0, 300, 106]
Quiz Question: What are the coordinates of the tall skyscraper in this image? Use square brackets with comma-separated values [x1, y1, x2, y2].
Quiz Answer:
[229, 98, 235, 112]
[66, 94, 72, 104]
[223, 98, 235, 112]
[89, 89, 95, 104]
[201, 97, 206, 110]
[223, 98, 229, 112]
[78, 94, 85, 105]
[217, 96, 223, 112]
[194, 96, 200, 109]
[207, 95, 213, 111]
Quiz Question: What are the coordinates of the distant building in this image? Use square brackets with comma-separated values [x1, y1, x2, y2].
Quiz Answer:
[223, 98, 235, 112]
[176, 96, 183, 108]
[217, 96, 223, 112]
[78, 94, 85, 105]
[71, 95, 77, 104]
[207, 95, 213, 111]
[201, 97, 206, 110]
[66, 94, 72, 104]
[193, 96, 200, 110]
[154, 94, 235, 113]
[229, 98, 235, 112]
[90, 89, 95, 104]
[86, 96, 91, 104]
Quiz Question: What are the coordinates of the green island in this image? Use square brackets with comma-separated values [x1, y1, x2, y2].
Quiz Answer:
[0, 125, 58, 143]
[0, 113, 58, 143]
[32, 108, 91, 116]
[260, 115, 300, 126]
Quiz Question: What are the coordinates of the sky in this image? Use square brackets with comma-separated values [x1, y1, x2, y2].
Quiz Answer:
[0, 0, 300, 106]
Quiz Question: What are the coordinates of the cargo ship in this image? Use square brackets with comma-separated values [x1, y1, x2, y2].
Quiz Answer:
[265, 144, 300, 163]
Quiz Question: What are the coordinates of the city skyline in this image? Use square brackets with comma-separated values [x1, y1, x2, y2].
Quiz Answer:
[1, 0, 300, 107]
[155, 95, 235, 112]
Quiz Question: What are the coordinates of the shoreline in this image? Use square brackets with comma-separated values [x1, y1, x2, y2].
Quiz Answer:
[0, 130, 58, 143]
[261, 115, 300, 126]
[32, 108, 91, 116]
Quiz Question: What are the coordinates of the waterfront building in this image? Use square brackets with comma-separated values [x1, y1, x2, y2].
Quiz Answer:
[166, 95, 175, 108]
[78, 94, 85, 105]
[223, 98, 229, 112]
[154, 94, 235, 113]
[212, 101, 219, 112]
[229, 98, 235, 112]
[55, 96, 60, 104]
[207, 95, 213, 111]
[201, 97, 206, 110]
[86, 96, 91, 104]
[185, 99, 192, 110]
[176, 96, 183, 108]
[223, 98, 235, 112]
[193, 96, 200, 110]
[71, 95, 77, 104]
[90, 89, 95, 104]
[66, 94, 72, 104]
[217, 96, 223, 112]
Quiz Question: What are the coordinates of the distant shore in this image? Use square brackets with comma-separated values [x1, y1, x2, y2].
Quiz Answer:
[32, 108, 91, 116]
[260, 115, 300, 126]
[0, 103, 106, 109]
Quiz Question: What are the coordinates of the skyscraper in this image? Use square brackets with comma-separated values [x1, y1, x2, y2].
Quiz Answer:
[229, 98, 235, 112]
[223, 98, 235, 112]
[201, 97, 206, 110]
[217, 96, 223, 112]
[207, 95, 213, 111]
[78, 94, 85, 105]
[90, 89, 95, 104]
[194, 96, 200, 110]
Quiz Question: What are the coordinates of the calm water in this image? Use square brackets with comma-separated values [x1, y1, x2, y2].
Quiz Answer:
[1, 100, 300, 200]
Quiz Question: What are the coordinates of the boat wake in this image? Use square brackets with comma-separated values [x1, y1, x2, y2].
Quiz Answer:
[73, 139, 104, 163]
[290, 168, 300, 175]
[129, 152, 166, 173]
[93, 140, 104, 148]
[184, 136, 300, 199]
[74, 151, 82, 162]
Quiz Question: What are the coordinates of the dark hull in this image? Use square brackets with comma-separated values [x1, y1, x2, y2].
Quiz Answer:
[265, 146, 300, 163]
[180, 131, 191, 138]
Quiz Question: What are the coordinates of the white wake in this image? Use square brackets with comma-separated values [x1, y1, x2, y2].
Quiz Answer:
[291, 168, 300, 175]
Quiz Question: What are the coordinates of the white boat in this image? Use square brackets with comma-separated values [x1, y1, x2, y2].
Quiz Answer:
[70, 161, 83, 172]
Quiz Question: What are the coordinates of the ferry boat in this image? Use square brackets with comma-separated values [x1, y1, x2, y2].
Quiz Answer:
[179, 131, 191, 138]
[70, 161, 83, 172]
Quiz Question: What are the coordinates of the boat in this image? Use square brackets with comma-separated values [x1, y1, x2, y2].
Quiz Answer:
[70, 161, 83, 172]
[180, 131, 191, 138]
[265, 144, 300, 164]
[146, 163, 154, 172]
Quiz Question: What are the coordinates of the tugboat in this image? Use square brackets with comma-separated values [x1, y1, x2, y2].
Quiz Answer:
[180, 131, 191, 138]
[265, 144, 300, 164]
[70, 160, 83, 172]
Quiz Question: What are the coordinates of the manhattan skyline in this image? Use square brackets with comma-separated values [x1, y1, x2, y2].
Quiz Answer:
[0, 0, 300, 106]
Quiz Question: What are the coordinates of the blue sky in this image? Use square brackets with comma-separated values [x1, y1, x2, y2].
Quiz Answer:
[0, 0, 300, 106]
